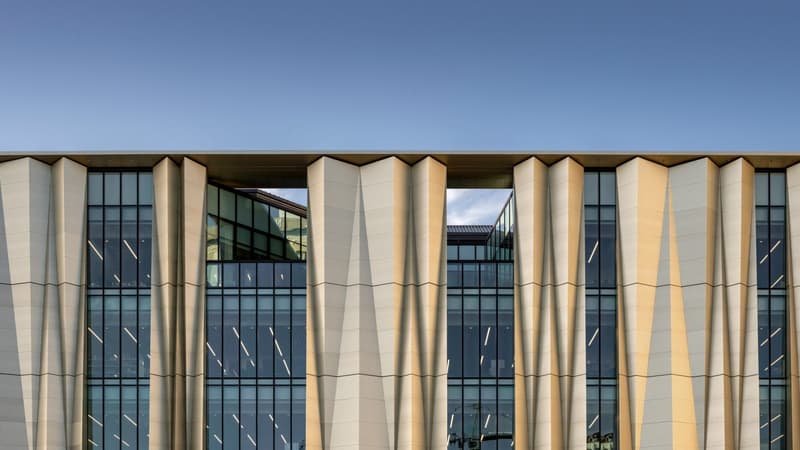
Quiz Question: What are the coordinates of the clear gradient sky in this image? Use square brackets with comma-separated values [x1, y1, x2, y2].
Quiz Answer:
[1, 0, 798, 151]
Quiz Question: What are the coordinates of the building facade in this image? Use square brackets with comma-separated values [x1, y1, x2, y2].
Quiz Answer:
[0, 152, 798, 450]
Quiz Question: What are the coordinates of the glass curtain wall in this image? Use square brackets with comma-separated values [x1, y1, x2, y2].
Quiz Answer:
[447, 198, 515, 450]
[584, 171, 617, 450]
[486, 194, 514, 261]
[206, 186, 306, 450]
[206, 185, 306, 261]
[756, 172, 788, 450]
[87, 171, 153, 450]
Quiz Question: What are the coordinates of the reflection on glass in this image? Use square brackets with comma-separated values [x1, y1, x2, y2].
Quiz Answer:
[447, 215, 515, 449]
[87, 171, 152, 450]
[756, 172, 788, 450]
[207, 184, 307, 262]
[206, 262, 306, 449]
[584, 171, 618, 450]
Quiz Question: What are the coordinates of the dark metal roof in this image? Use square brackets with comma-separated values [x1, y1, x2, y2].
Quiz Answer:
[447, 225, 493, 234]
[447, 224, 493, 245]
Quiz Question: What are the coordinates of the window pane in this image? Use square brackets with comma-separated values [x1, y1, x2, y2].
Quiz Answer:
[207, 216, 219, 261]
[447, 245, 458, 260]
[121, 207, 138, 287]
[138, 172, 153, 205]
[480, 297, 497, 378]
[236, 226, 252, 259]
[120, 296, 138, 377]
[291, 264, 306, 287]
[447, 298, 462, 378]
[756, 173, 769, 206]
[88, 296, 104, 377]
[240, 386, 257, 448]
[286, 212, 301, 243]
[138, 206, 152, 287]
[240, 297, 257, 378]
[220, 189, 236, 221]
[447, 264, 461, 287]
[139, 296, 150, 377]
[462, 296, 480, 377]
[462, 263, 478, 287]
[270, 236, 284, 258]
[497, 296, 514, 378]
[275, 295, 292, 377]
[447, 386, 462, 449]
[275, 263, 291, 287]
[219, 220, 234, 261]
[87, 387, 103, 448]
[104, 207, 121, 286]
[599, 172, 616, 205]
[207, 295, 222, 378]
[208, 386, 222, 450]
[104, 386, 121, 450]
[121, 387, 138, 449]
[88, 207, 104, 288]
[223, 387, 239, 450]
[121, 173, 137, 205]
[480, 263, 497, 287]
[257, 295, 274, 378]
[770, 173, 785, 206]
[104, 296, 121, 378]
[88, 173, 104, 205]
[498, 263, 513, 287]
[104, 173, 120, 205]
[223, 295, 240, 377]
[292, 298, 306, 377]
[584, 172, 599, 204]
[253, 202, 269, 233]
[207, 185, 219, 216]
[237, 195, 253, 227]
[257, 263, 274, 287]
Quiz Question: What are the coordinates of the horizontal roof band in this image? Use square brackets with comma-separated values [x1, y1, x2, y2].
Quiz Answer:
[1, 152, 798, 187]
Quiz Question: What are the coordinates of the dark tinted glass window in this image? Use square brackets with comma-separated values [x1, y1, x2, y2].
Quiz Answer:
[87, 171, 152, 450]
[584, 171, 618, 449]
[756, 172, 788, 450]
[206, 261, 306, 449]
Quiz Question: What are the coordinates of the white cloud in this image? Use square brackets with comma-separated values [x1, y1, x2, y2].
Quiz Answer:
[446, 189, 512, 225]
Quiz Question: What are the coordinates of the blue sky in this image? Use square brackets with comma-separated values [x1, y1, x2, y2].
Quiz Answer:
[1, 0, 798, 151]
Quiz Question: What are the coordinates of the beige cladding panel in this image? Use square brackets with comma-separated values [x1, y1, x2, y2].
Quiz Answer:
[716, 159, 760, 450]
[0, 157, 87, 450]
[149, 157, 207, 450]
[786, 162, 800, 447]
[612, 157, 761, 450]
[306, 156, 446, 450]
[513, 157, 586, 450]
